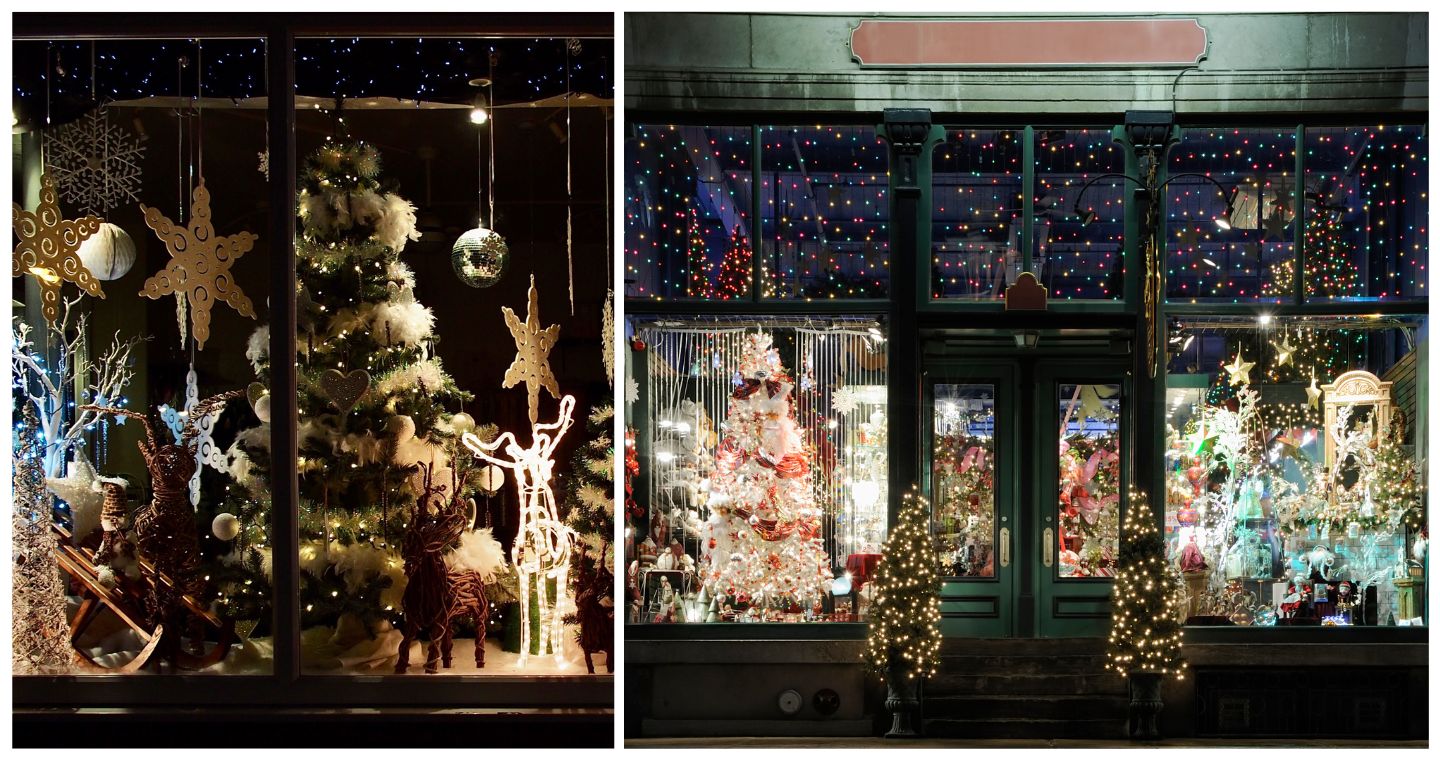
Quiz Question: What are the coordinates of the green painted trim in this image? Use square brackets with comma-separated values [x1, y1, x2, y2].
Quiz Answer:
[1295, 123, 1306, 307]
[912, 124, 947, 311]
[1164, 301, 1427, 316]
[1023, 125, 1035, 275]
[751, 124, 763, 304]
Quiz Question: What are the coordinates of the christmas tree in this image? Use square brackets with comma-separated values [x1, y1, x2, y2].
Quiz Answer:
[684, 207, 713, 299]
[564, 403, 616, 581]
[234, 137, 488, 633]
[702, 332, 832, 615]
[864, 488, 942, 680]
[1106, 490, 1186, 680]
[12, 405, 75, 674]
[713, 225, 752, 300]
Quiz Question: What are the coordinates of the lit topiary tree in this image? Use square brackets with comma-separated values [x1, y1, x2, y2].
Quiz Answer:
[864, 487, 942, 739]
[1107, 489, 1186, 740]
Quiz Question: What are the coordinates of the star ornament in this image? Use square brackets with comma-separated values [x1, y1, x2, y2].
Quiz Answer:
[1224, 350, 1255, 386]
[502, 274, 561, 424]
[140, 178, 258, 350]
[1272, 335, 1297, 367]
[1306, 375, 1323, 410]
[12, 172, 105, 325]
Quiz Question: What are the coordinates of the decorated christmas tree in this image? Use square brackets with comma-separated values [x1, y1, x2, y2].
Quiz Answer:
[234, 136, 498, 634]
[684, 207, 713, 299]
[864, 488, 942, 681]
[701, 332, 832, 615]
[713, 225, 752, 300]
[1106, 490, 1186, 680]
[564, 404, 616, 576]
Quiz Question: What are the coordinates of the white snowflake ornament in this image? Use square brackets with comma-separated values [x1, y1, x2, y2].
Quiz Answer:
[626, 376, 640, 406]
[159, 366, 230, 508]
[45, 106, 146, 216]
[832, 386, 859, 415]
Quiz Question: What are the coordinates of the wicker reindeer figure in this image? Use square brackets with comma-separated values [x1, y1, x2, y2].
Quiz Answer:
[395, 461, 475, 674]
[574, 541, 615, 674]
[94, 478, 135, 569]
[79, 391, 242, 663]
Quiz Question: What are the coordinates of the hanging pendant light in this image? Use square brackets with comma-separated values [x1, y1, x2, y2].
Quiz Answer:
[452, 62, 509, 289]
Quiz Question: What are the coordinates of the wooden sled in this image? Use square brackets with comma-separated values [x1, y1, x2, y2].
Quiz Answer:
[53, 524, 235, 672]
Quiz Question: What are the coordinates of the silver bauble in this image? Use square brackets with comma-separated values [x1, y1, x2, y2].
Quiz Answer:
[253, 394, 272, 424]
[76, 223, 136, 281]
[450, 411, 476, 433]
[451, 226, 509, 288]
[212, 512, 242, 541]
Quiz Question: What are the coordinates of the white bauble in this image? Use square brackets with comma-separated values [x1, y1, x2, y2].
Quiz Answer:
[212, 512, 242, 541]
[450, 412, 476, 434]
[76, 223, 137, 280]
[476, 464, 505, 493]
[252, 394, 272, 423]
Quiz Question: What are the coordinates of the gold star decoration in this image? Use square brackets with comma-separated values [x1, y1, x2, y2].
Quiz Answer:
[501, 274, 561, 424]
[1076, 384, 1118, 422]
[1224, 349, 1255, 386]
[1306, 374, 1323, 409]
[1272, 335, 1296, 367]
[11, 172, 105, 325]
[140, 178, 257, 350]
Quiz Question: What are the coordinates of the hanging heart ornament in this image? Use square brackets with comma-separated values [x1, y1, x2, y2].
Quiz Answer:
[319, 369, 371, 413]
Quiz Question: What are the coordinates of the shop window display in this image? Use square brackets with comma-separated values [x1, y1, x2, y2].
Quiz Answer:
[12, 36, 615, 679]
[1301, 125, 1427, 301]
[1164, 316, 1427, 627]
[759, 126, 889, 299]
[11, 38, 273, 674]
[1032, 128, 1125, 300]
[626, 319, 888, 623]
[931, 128, 1023, 300]
[625, 124, 753, 301]
[1057, 383, 1122, 578]
[1166, 128, 1298, 303]
[932, 384, 997, 577]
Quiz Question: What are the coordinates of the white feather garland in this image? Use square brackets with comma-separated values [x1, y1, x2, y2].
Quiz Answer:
[375, 193, 422, 254]
[370, 284, 435, 347]
[444, 528, 507, 582]
[375, 359, 445, 396]
[246, 325, 270, 374]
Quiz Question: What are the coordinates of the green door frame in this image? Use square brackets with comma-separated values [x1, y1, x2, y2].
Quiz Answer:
[1035, 360, 1132, 638]
[923, 360, 1019, 637]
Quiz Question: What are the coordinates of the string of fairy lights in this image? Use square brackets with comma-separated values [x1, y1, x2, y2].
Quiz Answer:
[1166, 125, 1427, 303]
[14, 38, 612, 130]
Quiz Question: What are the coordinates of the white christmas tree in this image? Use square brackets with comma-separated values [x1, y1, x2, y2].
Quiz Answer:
[702, 332, 833, 615]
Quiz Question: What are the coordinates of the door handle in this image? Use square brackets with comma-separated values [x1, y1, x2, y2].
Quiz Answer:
[1043, 528, 1054, 567]
[999, 527, 1010, 568]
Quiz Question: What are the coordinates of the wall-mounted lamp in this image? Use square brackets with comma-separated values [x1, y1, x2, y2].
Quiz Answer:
[1014, 330, 1040, 349]
[1071, 172, 1238, 231]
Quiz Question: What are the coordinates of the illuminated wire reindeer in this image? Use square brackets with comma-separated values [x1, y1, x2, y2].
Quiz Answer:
[462, 394, 578, 667]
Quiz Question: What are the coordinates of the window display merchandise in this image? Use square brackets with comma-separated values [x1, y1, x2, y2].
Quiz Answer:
[12, 35, 614, 678]
[1164, 317, 1426, 627]
[626, 321, 889, 623]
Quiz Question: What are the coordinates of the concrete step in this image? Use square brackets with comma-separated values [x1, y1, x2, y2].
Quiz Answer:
[940, 654, 1110, 676]
[924, 717, 1125, 740]
[939, 638, 1108, 656]
[925, 694, 1127, 721]
[928, 672, 1127, 696]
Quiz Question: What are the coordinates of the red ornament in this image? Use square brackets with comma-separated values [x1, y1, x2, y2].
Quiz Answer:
[630, 337, 647, 352]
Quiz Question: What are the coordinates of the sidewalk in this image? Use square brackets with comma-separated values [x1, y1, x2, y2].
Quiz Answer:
[626, 737, 1429, 748]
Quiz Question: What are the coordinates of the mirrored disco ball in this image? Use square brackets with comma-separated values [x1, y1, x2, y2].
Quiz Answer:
[451, 226, 509, 288]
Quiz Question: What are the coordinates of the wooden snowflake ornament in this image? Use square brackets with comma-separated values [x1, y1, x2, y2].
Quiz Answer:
[502, 275, 562, 424]
[140, 178, 258, 349]
[12, 172, 105, 325]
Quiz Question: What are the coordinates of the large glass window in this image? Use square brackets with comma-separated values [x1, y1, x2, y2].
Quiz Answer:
[1302, 125, 1428, 301]
[1057, 383, 1122, 578]
[931, 128, 1023, 300]
[11, 37, 273, 675]
[625, 124, 753, 301]
[1166, 128, 1298, 303]
[932, 384, 997, 577]
[291, 36, 613, 676]
[760, 126, 889, 299]
[626, 318, 889, 623]
[1033, 128, 1125, 300]
[1164, 315, 1426, 627]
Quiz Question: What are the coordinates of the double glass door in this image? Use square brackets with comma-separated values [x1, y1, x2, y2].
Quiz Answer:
[925, 355, 1130, 637]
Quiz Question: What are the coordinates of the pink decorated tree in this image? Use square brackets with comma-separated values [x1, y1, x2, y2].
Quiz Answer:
[702, 333, 833, 617]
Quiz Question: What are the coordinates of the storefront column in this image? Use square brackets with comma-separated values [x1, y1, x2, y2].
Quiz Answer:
[879, 109, 941, 521]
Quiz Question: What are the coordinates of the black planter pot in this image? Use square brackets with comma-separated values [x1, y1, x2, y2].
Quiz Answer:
[884, 663, 920, 738]
[1127, 671, 1164, 740]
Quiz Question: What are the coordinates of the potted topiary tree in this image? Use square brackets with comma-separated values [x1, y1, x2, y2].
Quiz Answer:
[1106, 489, 1188, 740]
[864, 487, 942, 738]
